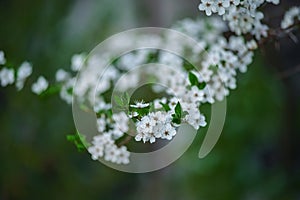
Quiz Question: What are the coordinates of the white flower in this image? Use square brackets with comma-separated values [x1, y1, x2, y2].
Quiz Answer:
[71, 53, 86, 71]
[31, 76, 49, 95]
[88, 145, 104, 160]
[97, 116, 107, 133]
[212, 0, 230, 15]
[281, 7, 300, 29]
[0, 51, 6, 65]
[251, 23, 268, 40]
[0, 68, 15, 87]
[112, 112, 129, 134]
[60, 78, 74, 104]
[135, 132, 146, 142]
[110, 129, 124, 139]
[104, 145, 119, 163]
[128, 111, 139, 118]
[115, 146, 130, 164]
[55, 69, 70, 82]
[137, 116, 154, 134]
[246, 40, 258, 50]
[229, 0, 240, 7]
[185, 110, 207, 130]
[94, 99, 111, 112]
[130, 100, 150, 108]
[159, 52, 183, 67]
[199, 0, 214, 16]
[266, 0, 279, 5]
[16, 62, 32, 90]
[188, 86, 205, 102]
[160, 124, 176, 140]
[88, 133, 130, 164]
[118, 51, 148, 71]
[93, 133, 114, 146]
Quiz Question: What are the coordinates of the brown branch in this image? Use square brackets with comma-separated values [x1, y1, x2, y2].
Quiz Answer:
[259, 20, 300, 46]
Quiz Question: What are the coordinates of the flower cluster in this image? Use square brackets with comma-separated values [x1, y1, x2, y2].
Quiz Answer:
[135, 111, 175, 143]
[281, 6, 300, 29]
[0, 51, 33, 88]
[198, 0, 280, 40]
[88, 133, 129, 164]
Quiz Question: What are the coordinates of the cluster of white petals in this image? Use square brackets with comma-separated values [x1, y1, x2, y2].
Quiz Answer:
[16, 62, 33, 90]
[198, 0, 281, 40]
[88, 133, 129, 164]
[0, 67, 14, 87]
[31, 76, 49, 95]
[0, 51, 6, 65]
[281, 7, 300, 29]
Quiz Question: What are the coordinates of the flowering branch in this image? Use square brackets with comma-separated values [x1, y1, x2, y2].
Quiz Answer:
[0, 1, 299, 166]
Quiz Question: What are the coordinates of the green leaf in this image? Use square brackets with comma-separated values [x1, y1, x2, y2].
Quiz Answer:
[183, 61, 195, 71]
[124, 92, 130, 104]
[198, 82, 207, 90]
[114, 95, 123, 107]
[66, 132, 90, 152]
[40, 84, 62, 97]
[160, 102, 171, 112]
[174, 102, 182, 118]
[66, 135, 76, 142]
[172, 116, 181, 124]
[134, 107, 150, 117]
[188, 71, 199, 86]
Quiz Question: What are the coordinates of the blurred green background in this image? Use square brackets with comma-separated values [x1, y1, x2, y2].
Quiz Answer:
[0, 0, 300, 199]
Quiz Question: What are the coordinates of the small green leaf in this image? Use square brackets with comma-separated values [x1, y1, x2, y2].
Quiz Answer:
[160, 102, 171, 112]
[134, 107, 150, 117]
[198, 82, 207, 90]
[66, 132, 90, 152]
[114, 95, 123, 107]
[174, 102, 182, 118]
[40, 84, 62, 97]
[66, 135, 76, 141]
[188, 72, 199, 86]
[124, 92, 130, 104]
[183, 61, 195, 71]
[172, 116, 181, 124]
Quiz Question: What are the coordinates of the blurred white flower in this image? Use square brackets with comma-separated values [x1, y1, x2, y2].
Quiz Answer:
[55, 69, 70, 82]
[16, 61, 32, 90]
[130, 100, 149, 108]
[71, 53, 86, 71]
[0, 51, 6, 65]
[281, 7, 300, 29]
[0, 67, 14, 87]
[31, 76, 49, 95]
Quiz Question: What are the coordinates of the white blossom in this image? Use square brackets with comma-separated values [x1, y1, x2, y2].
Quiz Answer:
[0, 67, 14, 87]
[31, 76, 48, 95]
[16, 62, 32, 90]
[71, 53, 86, 71]
[0, 51, 6, 65]
[55, 69, 70, 82]
[130, 100, 150, 108]
[281, 7, 300, 29]
[160, 123, 176, 140]
[198, 0, 214, 16]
